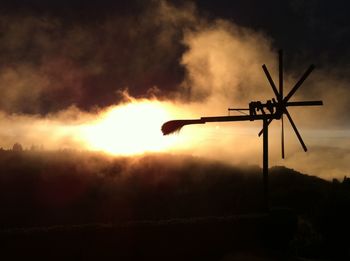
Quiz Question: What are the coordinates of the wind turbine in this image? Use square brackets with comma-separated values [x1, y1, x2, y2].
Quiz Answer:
[161, 50, 323, 211]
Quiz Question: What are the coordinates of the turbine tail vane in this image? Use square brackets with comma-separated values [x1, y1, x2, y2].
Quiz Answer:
[162, 119, 204, 135]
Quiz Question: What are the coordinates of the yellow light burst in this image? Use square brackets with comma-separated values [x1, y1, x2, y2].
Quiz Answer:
[80, 100, 180, 155]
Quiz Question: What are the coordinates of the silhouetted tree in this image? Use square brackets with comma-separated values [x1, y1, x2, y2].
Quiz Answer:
[12, 142, 23, 151]
[332, 178, 340, 185]
[342, 176, 350, 188]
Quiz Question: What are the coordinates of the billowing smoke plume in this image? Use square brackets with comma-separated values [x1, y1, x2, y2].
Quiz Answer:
[0, 1, 349, 180]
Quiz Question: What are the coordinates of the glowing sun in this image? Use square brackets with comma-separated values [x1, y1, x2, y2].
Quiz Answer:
[79, 100, 180, 155]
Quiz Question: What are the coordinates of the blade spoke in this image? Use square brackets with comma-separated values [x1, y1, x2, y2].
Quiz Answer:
[281, 115, 285, 159]
[279, 50, 283, 100]
[262, 64, 280, 100]
[286, 101, 323, 106]
[258, 118, 273, 136]
[279, 50, 285, 159]
[284, 65, 315, 102]
[284, 109, 307, 152]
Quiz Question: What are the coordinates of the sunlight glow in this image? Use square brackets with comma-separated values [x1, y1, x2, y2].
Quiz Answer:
[79, 100, 181, 155]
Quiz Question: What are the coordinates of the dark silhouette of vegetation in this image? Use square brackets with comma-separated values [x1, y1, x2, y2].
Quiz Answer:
[12, 142, 23, 151]
[0, 150, 348, 260]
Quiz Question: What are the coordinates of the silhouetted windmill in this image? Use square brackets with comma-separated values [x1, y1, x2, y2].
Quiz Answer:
[162, 50, 323, 211]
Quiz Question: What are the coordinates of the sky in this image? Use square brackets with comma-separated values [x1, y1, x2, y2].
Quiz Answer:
[0, 0, 349, 180]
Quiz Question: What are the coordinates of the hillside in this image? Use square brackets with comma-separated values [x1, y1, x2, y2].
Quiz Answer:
[0, 150, 349, 260]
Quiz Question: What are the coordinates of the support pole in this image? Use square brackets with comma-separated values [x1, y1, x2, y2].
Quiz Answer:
[263, 118, 269, 212]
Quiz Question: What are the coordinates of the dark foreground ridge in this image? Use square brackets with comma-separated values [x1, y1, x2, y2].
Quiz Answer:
[0, 150, 349, 260]
[1, 213, 296, 260]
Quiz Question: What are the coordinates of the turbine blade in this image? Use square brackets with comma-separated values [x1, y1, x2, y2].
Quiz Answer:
[286, 101, 323, 107]
[262, 64, 280, 100]
[284, 109, 307, 152]
[258, 118, 273, 136]
[281, 115, 285, 159]
[284, 64, 315, 102]
[279, 50, 283, 100]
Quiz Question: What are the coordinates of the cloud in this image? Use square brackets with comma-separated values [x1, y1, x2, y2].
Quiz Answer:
[0, 1, 348, 179]
[179, 19, 278, 114]
[283, 146, 350, 180]
[0, 2, 196, 114]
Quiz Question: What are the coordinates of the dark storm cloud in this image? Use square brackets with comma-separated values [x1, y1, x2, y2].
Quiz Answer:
[0, 0, 196, 114]
[0, 0, 349, 115]
[196, 0, 350, 66]
[0, 0, 348, 179]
